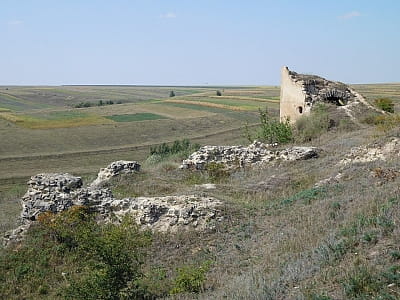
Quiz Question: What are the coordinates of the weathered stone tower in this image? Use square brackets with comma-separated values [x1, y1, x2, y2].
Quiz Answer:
[279, 66, 374, 123]
[280, 66, 309, 122]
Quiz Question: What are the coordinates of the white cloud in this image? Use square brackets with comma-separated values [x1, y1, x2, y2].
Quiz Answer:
[339, 11, 362, 20]
[7, 20, 23, 26]
[160, 12, 177, 19]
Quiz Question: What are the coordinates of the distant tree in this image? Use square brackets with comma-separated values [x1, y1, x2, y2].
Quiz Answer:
[169, 91, 175, 97]
[98, 100, 104, 106]
[216, 90, 222, 96]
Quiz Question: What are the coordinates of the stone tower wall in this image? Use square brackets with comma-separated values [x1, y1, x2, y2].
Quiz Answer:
[279, 66, 308, 123]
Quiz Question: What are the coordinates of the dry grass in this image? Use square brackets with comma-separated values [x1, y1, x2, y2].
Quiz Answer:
[164, 99, 250, 111]
[208, 95, 279, 103]
[2, 84, 400, 298]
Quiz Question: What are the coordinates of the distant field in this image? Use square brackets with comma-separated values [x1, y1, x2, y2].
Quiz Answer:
[0, 83, 398, 181]
[351, 83, 400, 110]
[105, 113, 168, 122]
[0, 110, 111, 129]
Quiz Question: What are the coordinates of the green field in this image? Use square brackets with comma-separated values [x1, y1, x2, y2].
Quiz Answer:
[2, 83, 400, 299]
[0, 85, 279, 180]
[105, 112, 168, 122]
[0, 83, 399, 180]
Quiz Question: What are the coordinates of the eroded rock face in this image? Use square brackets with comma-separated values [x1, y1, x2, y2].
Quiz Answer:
[90, 160, 141, 188]
[180, 141, 319, 170]
[4, 160, 222, 246]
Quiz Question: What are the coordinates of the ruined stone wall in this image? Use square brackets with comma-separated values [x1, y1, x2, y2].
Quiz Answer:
[280, 66, 308, 123]
[279, 66, 378, 124]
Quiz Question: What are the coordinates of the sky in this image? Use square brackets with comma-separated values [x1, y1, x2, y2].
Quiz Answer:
[1, 0, 400, 85]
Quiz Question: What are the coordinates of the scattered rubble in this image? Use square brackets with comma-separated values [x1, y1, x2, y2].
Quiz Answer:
[102, 195, 222, 232]
[180, 141, 319, 170]
[4, 160, 222, 246]
[339, 138, 400, 165]
[314, 173, 343, 188]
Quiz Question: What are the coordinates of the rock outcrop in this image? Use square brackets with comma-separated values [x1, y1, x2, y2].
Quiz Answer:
[3, 160, 221, 246]
[180, 141, 319, 170]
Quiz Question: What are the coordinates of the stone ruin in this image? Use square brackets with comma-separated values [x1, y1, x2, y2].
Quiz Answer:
[5, 142, 322, 246]
[180, 141, 319, 170]
[4, 160, 222, 246]
[280, 66, 380, 123]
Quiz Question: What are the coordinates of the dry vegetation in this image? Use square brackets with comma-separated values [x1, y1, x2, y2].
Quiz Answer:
[1, 83, 400, 299]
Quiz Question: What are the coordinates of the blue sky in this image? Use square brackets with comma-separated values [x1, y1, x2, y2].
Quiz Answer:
[1, 0, 399, 85]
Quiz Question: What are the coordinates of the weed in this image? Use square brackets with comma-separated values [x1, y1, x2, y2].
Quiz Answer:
[295, 104, 330, 142]
[362, 231, 378, 244]
[390, 251, 400, 260]
[245, 107, 293, 144]
[206, 162, 230, 183]
[170, 261, 211, 294]
[149, 139, 200, 159]
[0, 206, 153, 299]
[343, 266, 381, 298]
[308, 294, 333, 300]
[375, 97, 394, 113]
[280, 187, 326, 206]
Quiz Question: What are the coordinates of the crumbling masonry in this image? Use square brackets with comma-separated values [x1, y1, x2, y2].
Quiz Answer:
[279, 66, 378, 123]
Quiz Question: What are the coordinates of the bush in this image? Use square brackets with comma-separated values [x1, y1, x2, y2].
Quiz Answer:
[206, 162, 230, 183]
[375, 97, 394, 113]
[216, 90, 222, 96]
[149, 139, 200, 159]
[74, 102, 93, 108]
[0, 206, 153, 299]
[169, 91, 175, 97]
[245, 107, 293, 144]
[170, 261, 211, 294]
[362, 113, 400, 132]
[295, 104, 330, 142]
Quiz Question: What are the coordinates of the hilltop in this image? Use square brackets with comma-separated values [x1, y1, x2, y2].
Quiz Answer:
[1, 82, 400, 299]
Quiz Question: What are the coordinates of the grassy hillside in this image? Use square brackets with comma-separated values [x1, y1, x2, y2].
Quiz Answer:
[1, 83, 400, 299]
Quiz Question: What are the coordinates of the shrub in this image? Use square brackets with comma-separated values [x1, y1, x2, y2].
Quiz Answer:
[0, 206, 153, 299]
[170, 261, 211, 294]
[295, 104, 330, 142]
[375, 97, 394, 113]
[245, 107, 293, 144]
[74, 102, 93, 108]
[206, 162, 230, 183]
[362, 113, 400, 132]
[169, 91, 175, 97]
[149, 139, 200, 159]
[216, 90, 222, 96]
[343, 266, 381, 298]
